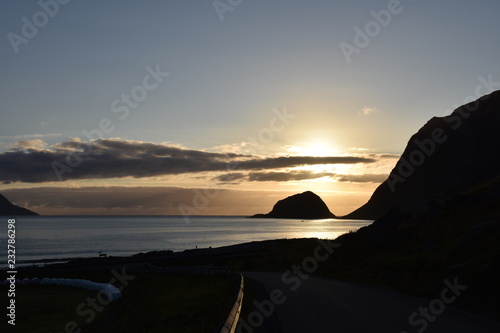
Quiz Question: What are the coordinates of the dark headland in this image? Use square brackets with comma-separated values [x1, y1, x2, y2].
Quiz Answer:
[344, 90, 500, 220]
[0, 193, 38, 216]
[330, 90, 500, 320]
[249, 190, 336, 219]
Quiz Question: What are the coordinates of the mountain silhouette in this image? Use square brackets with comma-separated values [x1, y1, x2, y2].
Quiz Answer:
[250, 191, 336, 219]
[345, 90, 500, 220]
[0, 194, 38, 216]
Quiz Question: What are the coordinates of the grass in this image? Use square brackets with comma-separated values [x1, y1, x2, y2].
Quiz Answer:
[3, 285, 100, 333]
[1, 272, 239, 333]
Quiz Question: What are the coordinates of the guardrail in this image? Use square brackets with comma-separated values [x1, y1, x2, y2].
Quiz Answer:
[220, 273, 244, 333]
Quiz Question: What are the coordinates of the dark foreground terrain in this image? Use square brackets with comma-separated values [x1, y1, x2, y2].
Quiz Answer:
[2, 230, 499, 332]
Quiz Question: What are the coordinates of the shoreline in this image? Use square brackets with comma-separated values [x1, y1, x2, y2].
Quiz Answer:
[1, 237, 316, 272]
[3, 236, 500, 324]
[2, 217, 373, 270]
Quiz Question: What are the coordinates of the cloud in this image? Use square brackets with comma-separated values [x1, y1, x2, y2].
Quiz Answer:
[213, 171, 333, 183]
[8, 139, 48, 151]
[333, 174, 388, 183]
[213, 173, 247, 184]
[359, 106, 378, 116]
[0, 138, 376, 183]
[248, 171, 333, 182]
[378, 153, 400, 159]
[0, 133, 62, 140]
[210, 143, 245, 154]
[238, 155, 375, 170]
[213, 171, 388, 184]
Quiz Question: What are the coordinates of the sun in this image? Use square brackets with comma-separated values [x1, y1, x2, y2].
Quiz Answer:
[287, 139, 339, 157]
[285, 139, 356, 175]
[306, 143, 335, 157]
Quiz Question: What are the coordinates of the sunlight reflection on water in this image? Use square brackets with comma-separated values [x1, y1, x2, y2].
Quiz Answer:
[1, 216, 372, 264]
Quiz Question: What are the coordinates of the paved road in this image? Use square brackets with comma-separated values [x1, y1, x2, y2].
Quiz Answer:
[240, 272, 500, 333]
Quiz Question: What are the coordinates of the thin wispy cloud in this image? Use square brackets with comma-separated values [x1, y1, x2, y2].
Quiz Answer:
[359, 106, 378, 116]
[213, 171, 388, 184]
[0, 133, 62, 140]
[333, 173, 388, 183]
[248, 171, 332, 182]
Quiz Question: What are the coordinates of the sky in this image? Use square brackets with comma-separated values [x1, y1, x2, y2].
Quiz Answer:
[1, 0, 499, 216]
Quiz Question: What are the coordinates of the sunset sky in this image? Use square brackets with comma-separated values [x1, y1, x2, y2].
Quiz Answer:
[1, 0, 499, 216]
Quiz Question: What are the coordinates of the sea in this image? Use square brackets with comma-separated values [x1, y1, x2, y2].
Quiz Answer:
[1, 216, 372, 268]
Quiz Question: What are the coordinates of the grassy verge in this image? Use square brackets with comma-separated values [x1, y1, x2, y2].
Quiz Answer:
[1, 272, 239, 333]
[3, 285, 101, 333]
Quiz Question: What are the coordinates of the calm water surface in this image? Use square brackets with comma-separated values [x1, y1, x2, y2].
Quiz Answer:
[1, 216, 372, 265]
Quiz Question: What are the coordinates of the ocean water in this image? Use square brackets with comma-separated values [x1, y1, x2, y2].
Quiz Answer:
[1, 216, 372, 265]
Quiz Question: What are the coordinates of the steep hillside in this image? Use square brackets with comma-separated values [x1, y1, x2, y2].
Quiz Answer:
[0, 194, 38, 216]
[345, 91, 500, 220]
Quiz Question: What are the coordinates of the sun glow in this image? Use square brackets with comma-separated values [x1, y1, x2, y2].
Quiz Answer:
[286, 139, 339, 157]
[284, 138, 357, 176]
[293, 163, 354, 175]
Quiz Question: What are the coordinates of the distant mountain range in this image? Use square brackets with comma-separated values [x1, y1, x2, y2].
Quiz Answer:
[250, 191, 336, 219]
[345, 90, 500, 220]
[0, 194, 38, 216]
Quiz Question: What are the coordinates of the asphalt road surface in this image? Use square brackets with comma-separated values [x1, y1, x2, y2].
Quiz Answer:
[239, 272, 500, 333]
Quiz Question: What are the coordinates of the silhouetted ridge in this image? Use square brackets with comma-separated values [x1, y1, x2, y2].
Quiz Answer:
[0, 194, 38, 216]
[345, 90, 500, 219]
[250, 191, 336, 219]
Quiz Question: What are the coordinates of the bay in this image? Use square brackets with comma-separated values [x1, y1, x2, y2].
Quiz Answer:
[1, 216, 372, 266]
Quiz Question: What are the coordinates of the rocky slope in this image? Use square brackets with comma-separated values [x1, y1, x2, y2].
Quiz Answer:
[0, 194, 38, 216]
[345, 90, 500, 220]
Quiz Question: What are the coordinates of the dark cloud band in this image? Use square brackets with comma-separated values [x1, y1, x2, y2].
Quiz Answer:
[0, 139, 376, 183]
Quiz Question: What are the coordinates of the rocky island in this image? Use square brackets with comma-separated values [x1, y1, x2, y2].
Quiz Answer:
[249, 191, 336, 219]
